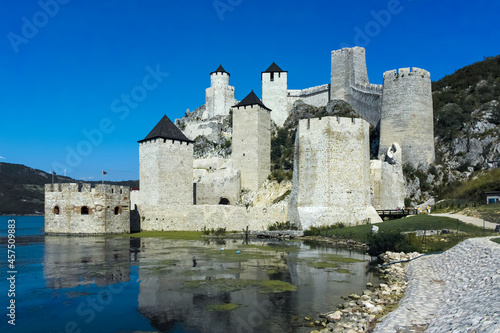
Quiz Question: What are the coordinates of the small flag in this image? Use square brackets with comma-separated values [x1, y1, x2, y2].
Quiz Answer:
[102, 171, 107, 175]
[52, 171, 56, 175]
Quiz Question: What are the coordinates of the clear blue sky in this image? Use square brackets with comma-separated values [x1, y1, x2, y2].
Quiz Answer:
[1, 0, 499, 181]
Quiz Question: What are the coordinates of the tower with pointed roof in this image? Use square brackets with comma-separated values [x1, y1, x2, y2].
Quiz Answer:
[205, 65, 235, 119]
[138, 115, 194, 208]
[261, 62, 288, 127]
[232, 91, 271, 192]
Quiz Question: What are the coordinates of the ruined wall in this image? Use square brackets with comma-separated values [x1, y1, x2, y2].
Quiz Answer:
[370, 142, 405, 209]
[346, 83, 382, 126]
[193, 158, 241, 205]
[205, 72, 235, 118]
[139, 139, 194, 208]
[379, 67, 435, 167]
[287, 84, 330, 109]
[140, 205, 287, 231]
[232, 104, 271, 193]
[262, 72, 288, 127]
[44, 183, 130, 234]
[288, 116, 381, 229]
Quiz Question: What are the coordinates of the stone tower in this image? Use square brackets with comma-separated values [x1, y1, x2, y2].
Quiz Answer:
[138, 115, 194, 209]
[288, 116, 382, 229]
[378, 68, 435, 167]
[262, 62, 288, 127]
[331, 47, 369, 100]
[205, 65, 235, 118]
[232, 91, 271, 192]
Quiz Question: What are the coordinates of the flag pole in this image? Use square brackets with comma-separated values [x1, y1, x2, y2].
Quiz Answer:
[52, 171, 54, 184]
[102, 170, 104, 185]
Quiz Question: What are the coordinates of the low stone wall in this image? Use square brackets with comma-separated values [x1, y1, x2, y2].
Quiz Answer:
[139, 204, 288, 231]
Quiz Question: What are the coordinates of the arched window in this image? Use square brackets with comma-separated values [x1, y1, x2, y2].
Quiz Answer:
[114, 206, 121, 215]
[53, 206, 60, 215]
[81, 206, 89, 215]
[219, 197, 230, 205]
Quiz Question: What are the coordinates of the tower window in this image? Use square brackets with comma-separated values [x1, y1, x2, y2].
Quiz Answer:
[53, 206, 60, 215]
[270, 72, 274, 81]
[81, 206, 89, 215]
[219, 198, 230, 205]
[114, 206, 121, 215]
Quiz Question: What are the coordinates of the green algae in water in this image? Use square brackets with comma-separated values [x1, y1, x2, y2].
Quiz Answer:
[207, 303, 244, 312]
[182, 278, 297, 294]
[319, 253, 366, 263]
[309, 261, 340, 269]
[335, 268, 352, 274]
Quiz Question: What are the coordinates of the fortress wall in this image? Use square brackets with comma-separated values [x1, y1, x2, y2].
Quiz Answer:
[139, 139, 194, 207]
[232, 104, 270, 192]
[44, 183, 130, 234]
[379, 67, 435, 167]
[286, 84, 330, 108]
[262, 72, 288, 127]
[370, 159, 405, 210]
[289, 116, 381, 229]
[346, 83, 383, 126]
[183, 119, 222, 142]
[195, 171, 241, 205]
[140, 204, 287, 231]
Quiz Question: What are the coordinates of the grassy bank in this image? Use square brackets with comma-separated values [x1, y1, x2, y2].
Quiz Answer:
[307, 214, 497, 255]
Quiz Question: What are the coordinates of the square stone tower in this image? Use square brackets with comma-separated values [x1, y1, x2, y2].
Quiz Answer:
[232, 91, 271, 193]
[262, 62, 288, 127]
[138, 115, 194, 209]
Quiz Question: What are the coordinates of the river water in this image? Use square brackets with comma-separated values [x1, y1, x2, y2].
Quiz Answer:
[0, 216, 380, 333]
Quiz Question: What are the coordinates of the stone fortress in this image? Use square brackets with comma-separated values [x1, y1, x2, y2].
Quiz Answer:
[44, 46, 435, 234]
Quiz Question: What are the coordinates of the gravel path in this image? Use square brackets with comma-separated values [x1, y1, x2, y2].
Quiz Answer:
[431, 213, 498, 230]
[374, 237, 500, 333]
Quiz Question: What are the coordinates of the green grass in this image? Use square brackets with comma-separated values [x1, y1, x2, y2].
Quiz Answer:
[491, 238, 500, 245]
[182, 278, 297, 294]
[207, 303, 244, 312]
[123, 231, 203, 240]
[327, 214, 491, 243]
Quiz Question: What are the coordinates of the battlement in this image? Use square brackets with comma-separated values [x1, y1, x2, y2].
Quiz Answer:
[301, 116, 366, 132]
[287, 84, 330, 98]
[45, 183, 130, 195]
[383, 67, 431, 80]
[350, 82, 383, 95]
[331, 46, 365, 55]
[139, 138, 193, 146]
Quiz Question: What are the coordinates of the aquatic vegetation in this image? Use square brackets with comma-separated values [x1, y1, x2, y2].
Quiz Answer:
[206, 303, 244, 311]
[182, 278, 297, 294]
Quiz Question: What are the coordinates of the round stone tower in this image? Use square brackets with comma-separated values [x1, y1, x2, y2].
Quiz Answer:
[261, 62, 288, 127]
[205, 65, 235, 118]
[378, 67, 435, 168]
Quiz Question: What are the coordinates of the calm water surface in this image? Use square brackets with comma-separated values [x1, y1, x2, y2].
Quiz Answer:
[0, 216, 380, 333]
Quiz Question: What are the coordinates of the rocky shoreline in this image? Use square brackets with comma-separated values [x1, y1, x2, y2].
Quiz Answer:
[308, 237, 500, 332]
[307, 251, 420, 333]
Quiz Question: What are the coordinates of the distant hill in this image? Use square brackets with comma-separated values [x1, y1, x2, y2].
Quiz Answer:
[0, 162, 138, 215]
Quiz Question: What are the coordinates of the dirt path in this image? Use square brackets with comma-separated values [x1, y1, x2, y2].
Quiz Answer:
[431, 213, 498, 229]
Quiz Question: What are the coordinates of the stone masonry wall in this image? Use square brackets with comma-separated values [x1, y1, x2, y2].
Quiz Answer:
[140, 205, 287, 231]
[205, 72, 235, 118]
[287, 84, 330, 108]
[44, 183, 130, 234]
[232, 104, 271, 193]
[379, 67, 435, 167]
[288, 116, 382, 229]
[262, 72, 288, 127]
[139, 139, 194, 208]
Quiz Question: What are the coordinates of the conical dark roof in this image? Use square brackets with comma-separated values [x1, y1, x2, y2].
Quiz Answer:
[210, 64, 230, 76]
[233, 91, 271, 111]
[138, 115, 193, 143]
[262, 62, 286, 73]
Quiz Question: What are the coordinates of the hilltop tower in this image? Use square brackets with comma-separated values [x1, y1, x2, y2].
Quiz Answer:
[378, 68, 435, 167]
[288, 116, 381, 229]
[232, 91, 271, 192]
[205, 65, 235, 118]
[138, 115, 194, 208]
[262, 62, 288, 127]
[331, 47, 382, 126]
